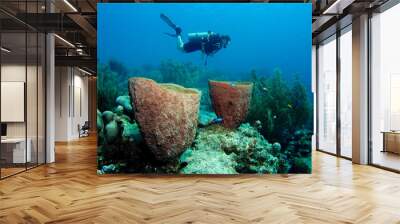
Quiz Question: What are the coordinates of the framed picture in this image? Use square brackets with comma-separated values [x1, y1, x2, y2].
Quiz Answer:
[97, 3, 312, 174]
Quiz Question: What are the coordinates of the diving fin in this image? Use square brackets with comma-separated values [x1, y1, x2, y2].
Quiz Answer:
[160, 13, 176, 29]
[160, 13, 182, 35]
[163, 32, 177, 37]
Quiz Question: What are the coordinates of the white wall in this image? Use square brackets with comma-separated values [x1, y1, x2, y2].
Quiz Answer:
[1, 65, 26, 139]
[1, 63, 46, 164]
[55, 67, 69, 141]
[1, 65, 41, 137]
[72, 73, 89, 138]
[54, 67, 89, 141]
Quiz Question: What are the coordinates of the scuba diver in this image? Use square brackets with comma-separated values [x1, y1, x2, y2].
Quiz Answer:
[160, 13, 231, 64]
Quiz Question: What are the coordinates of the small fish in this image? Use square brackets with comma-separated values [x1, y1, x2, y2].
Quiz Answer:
[262, 87, 268, 92]
[230, 83, 236, 87]
[211, 117, 223, 124]
[288, 104, 292, 109]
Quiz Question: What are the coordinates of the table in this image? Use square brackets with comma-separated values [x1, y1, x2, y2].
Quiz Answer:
[1, 138, 31, 163]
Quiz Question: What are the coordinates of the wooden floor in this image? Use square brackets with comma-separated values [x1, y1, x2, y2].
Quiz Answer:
[372, 150, 400, 171]
[1, 167, 26, 178]
[1, 136, 400, 223]
[1, 163, 44, 178]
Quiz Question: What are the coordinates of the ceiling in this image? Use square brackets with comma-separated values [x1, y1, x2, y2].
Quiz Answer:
[0, 0, 97, 74]
[311, 0, 391, 44]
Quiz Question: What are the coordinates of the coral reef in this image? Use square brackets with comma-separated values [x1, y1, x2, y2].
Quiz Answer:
[179, 123, 279, 174]
[97, 110, 105, 146]
[179, 147, 237, 174]
[245, 70, 313, 173]
[129, 77, 201, 161]
[116, 95, 133, 115]
[102, 111, 115, 123]
[159, 59, 202, 88]
[233, 124, 279, 173]
[97, 163, 121, 175]
[246, 70, 313, 147]
[98, 63, 125, 112]
[120, 121, 142, 143]
[97, 60, 313, 174]
[97, 94, 147, 173]
[208, 80, 253, 129]
[99, 60, 225, 110]
[104, 119, 119, 143]
[198, 110, 217, 127]
[284, 129, 312, 173]
[97, 110, 104, 130]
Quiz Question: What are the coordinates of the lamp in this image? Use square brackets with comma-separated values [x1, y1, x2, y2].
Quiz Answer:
[54, 34, 75, 48]
[63, 0, 78, 12]
[1, 47, 11, 53]
[78, 67, 93, 76]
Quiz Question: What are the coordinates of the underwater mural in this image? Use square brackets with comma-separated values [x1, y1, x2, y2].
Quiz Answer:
[97, 3, 312, 174]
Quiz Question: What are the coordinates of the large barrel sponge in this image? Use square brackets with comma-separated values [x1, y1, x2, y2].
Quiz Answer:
[208, 80, 253, 129]
[129, 78, 201, 161]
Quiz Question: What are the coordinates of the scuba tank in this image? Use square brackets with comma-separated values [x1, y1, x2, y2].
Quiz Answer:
[188, 32, 211, 42]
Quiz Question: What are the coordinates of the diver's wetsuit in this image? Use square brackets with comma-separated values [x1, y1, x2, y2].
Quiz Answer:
[181, 32, 224, 55]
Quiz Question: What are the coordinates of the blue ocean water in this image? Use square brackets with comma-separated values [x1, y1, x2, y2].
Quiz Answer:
[98, 3, 311, 88]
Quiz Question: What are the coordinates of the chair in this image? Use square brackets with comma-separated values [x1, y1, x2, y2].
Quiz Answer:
[78, 121, 90, 138]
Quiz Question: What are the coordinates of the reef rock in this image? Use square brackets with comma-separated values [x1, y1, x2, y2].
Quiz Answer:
[129, 77, 201, 161]
[208, 80, 253, 128]
[179, 123, 279, 174]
